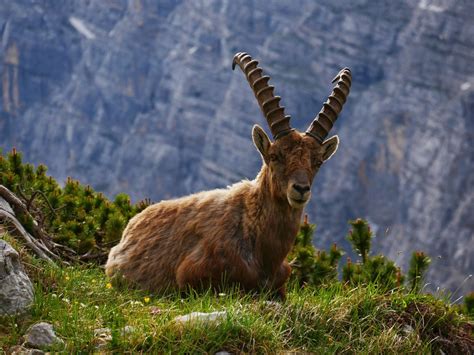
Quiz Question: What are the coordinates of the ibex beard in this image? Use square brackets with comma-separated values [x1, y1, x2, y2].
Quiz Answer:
[105, 52, 351, 299]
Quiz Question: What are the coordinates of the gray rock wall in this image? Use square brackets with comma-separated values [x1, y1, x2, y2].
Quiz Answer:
[0, 0, 472, 293]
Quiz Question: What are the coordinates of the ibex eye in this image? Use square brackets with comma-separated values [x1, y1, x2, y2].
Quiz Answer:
[270, 154, 278, 162]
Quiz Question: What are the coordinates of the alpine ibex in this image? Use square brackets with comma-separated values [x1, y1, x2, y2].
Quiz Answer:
[105, 52, 351, 298]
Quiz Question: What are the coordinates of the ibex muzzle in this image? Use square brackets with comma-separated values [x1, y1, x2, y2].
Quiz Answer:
[288, 169, 311, 207]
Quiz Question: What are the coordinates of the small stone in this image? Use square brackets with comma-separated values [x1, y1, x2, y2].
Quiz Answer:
[402, 324, 414, 335]
[264, 300, 283, 309]
[24, 322, 64, 349]
[149, 306, 162, 316]
[215, 352, 231, 355]
[120, 325, 135, 336]
[174, 311, 227, 324]
[93, 337, 109, 350]
[0, 239, 34, 316]
[93, 327, 112, 349]
[93, 327, 112, 339]
[92, 326, 134, 348]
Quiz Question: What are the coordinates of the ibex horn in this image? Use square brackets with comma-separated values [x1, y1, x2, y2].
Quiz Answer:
[306, 68, 352, 143]
[232, 52, 293, 140]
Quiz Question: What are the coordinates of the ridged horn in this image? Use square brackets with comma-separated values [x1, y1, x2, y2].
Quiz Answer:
[306, 68, 352, 143]
[232, 52, 293, 140]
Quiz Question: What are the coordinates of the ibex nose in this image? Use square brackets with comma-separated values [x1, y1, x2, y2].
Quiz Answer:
[292, 183, 310, 195]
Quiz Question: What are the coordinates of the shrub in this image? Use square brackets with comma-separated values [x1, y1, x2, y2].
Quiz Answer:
[288, 215, 343, 286]
[464, 292, 474, 316]
[290, 217, 427, 293]
[0, 148, 150, 257]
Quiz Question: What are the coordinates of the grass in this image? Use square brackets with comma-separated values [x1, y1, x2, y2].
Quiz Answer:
[1, 235, 473, 353]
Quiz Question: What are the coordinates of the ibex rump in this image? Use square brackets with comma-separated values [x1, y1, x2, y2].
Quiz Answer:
[105, 52, 351, 298]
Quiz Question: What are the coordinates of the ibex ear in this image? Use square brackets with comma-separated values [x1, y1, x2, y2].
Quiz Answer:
[321, 135, 339, 161]
[252, 124, 271, 163]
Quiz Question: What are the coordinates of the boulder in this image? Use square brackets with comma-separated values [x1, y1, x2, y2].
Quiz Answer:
[24, 322, 64, 349]
[0, 239, 34, 315]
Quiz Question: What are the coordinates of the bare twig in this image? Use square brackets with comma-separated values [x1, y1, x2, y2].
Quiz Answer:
[79, 251, 109, 262]
[0, 185, 28, 213]
[26, 189, 58, 218]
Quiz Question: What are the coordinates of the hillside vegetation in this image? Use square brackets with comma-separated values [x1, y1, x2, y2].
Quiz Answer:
[0, 149, 473, 353]
[0, 148, 150, 258]
[0, 239, 472, 353]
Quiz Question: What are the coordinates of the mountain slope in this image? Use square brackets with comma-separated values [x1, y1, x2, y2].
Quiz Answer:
[1, 0, 473, 293]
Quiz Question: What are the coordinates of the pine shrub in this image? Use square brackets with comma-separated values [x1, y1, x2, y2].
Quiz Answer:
[346, 218, 372, 263]
[290, 217, 425, 293]
[344, 219, 405, 291]
[0, 148, 151, 257]
[464, 292, 474, 316]
[288, 215, 343, 287]
[408, 251, 431, 292]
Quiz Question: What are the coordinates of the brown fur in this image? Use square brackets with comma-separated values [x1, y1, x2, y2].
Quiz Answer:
[106, 128, 339, 298]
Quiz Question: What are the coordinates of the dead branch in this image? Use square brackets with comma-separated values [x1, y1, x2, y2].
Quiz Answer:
[24, 188, 58, 218]
[79, 251, 109, 262]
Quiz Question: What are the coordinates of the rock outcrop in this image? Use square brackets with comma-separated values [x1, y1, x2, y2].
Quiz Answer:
[0, 239, 34, 315]
[0, 0, 472, 293]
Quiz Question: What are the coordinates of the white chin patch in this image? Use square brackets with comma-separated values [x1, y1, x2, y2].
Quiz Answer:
[287, 197, 308, 209]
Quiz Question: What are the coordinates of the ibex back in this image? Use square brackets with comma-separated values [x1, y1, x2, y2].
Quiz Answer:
[105, 52, 352, 298]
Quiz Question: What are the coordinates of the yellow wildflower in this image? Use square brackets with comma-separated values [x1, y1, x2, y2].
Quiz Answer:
[106, 282, 112, 289]
[144, 297, 150, 303]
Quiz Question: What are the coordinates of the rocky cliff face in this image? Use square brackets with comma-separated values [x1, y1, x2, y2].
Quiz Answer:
[1, 0, 472, 293]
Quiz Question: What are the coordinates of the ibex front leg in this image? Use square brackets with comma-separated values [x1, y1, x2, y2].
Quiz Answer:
[271, 261, 292, 300]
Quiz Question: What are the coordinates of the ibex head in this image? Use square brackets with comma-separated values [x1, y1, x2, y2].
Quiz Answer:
[233, 52, 351, 208]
